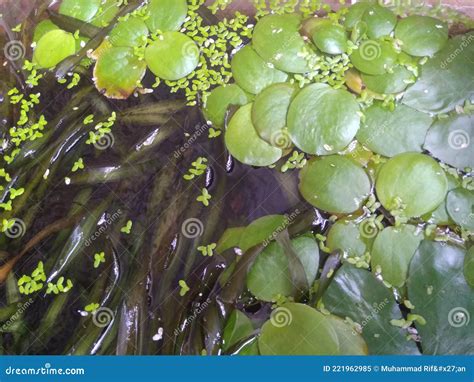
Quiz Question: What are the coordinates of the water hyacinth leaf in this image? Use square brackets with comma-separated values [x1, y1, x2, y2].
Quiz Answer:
[238, 214, 287, 252]
[424, 114, 474, 171]
[299, 156, 371, 214]
[311, 20, 348, 55]
[108, 16, 148, 48]
[395, 16, 448, 57]
[402, 32, 474, 114]
[247, 235, 319, 301]
[287, 83, 360, 155]
[251, 83, 297, 149]
[375, 153, 448, 217]
[222, 310, 254, 351]
[424, 173, 460, 226]
[33, 29, 76, 69]
[361, 65, 414, 94]
[252, 14, 310, 74]
[356, 103, 433, 157]
[231, 46, 288, 95]
[326, 220, 372, 259]
[59, 0, 102, 22]
[145, 32, 199, 80]
[90, 0, 121, 27]
[326, 315, 368, 355]
[203, 85, 250, 129]
[145, 0, 188, 32]
[407, 240, 473, 354]
[323, 264, 420, 355]
[258, 303, 339, 355]
[351, 40, 398, 75]
[94, 47, 147, 99]
[446, 188, 474, 232]
[344, 3, 396, 39]
[225, 104, 282, 167]
[33, 19, 59, 43]
[464, 246, 474, 288]
[216, 227, 245, 253]
[371, 224, 423, 288]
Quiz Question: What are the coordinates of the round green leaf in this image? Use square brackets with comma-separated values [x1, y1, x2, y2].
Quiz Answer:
[108, 16, 148, 47]
[239, 214, 287, 252]
[375, 152, 448, 217]
[357, 103, 433, 157]
[371, 224, 423, 288]
[395, 15, 448, 57]
[351, 40, 398, 75]
[231, 45, 288, 94]
[145, 32, 199, 80]
[247, 236, 319, 301]
[311, 20, 348, 55]
[299, 156, 371, 214]
[464, 246, 474, 288]
[361, 65, 414, 94]
[33, 30, 76, 69]
[446, 188, 474, 232]
[225, 104, 282, 167]
[59, 0, 101, 21]
[33, 19, 59, 43]
[203, 84, 250, 129]
[326, 315, 368, 355]
[93, 47, 147, 99]
[344, 3, 371, 31]
[424, 173, 460, 226]
[327, 220, 372, 258]
[424, 114, 474, 171]
[252, 14, 310, 73]
[362, 4, 397, 39]
[287, 83, 360, 155]
[252, 83, 297, 149]
[258, 303, 339, 355]
[145, 0, 188, 32]
[91, 0, 121, 27]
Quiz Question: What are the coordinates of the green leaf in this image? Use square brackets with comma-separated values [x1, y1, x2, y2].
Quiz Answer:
[299, 156, 371, 214]
[239, 214, 287, 252]
[108, 16, 148, 47]
[395, 15, 448, 57]
[222, 310, 254, 351]
[323, 264, 420, 355]
[216, 227, 245, 253]
[371, 224, 423, 288]
[59, 0, 102, 22]
[407, 240, 473, 354]
[446, 188, 474, 231]
[145, 32, 199, 80]
[402, 32, 474, 113]
[252, 14, 310, 74]
[424, 114, 474, 171]
[356, 102, 433, 157]
[93, 47, 147, 99]
[33, 30, 76, 69]
[375, 153, 448, 217]
[344, 3, 397, 39]
[424, 173, 460, 225]
[311, 20, 348, 55]
[231, 45, 288, 95]
[464, 246, 474, 288]
[351, 40, 398, 75]
[33, 19, 59, 43]
[287, 83, 360, 155]
[326, 315, 369, 355]
[225, 104, 282, 167]
[327, 220, 372, 259]
[90, 0, 121, 27]
[258, 303, 340, 355]
[361, 65, 414, 94]
[145, 0, 188, 32]
[247, 235, 319, 301]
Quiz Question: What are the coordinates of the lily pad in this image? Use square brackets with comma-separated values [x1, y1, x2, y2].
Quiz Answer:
[33, 29, 76, 69]
[326, 220, 372, 259]
[299, 156, 371, 214]
[108, 16, 149, 48]
[203, 84, 250, 129]
[464, 246, 474, 288]
[311, 20, 348, 55]
[252, 14, 310, 74]
[375, 152, 448, 217]
[395, 15, 448, 57]
[145, 0, 188, 32]
[251, 83, 297, 149]
[371, 224, 423, 288]
[231, 45, 288, 95]
[344, 3, 397, 39]
[356, 102, 433, 157]
[446, 188, 474, 232]
[239, 214, 287, 252]
[361, 65, 414, 94]
[93, 47, 147, 99]
[351, 39, 398, 75]
[407, 240, 473, 354]
[247, 235, 319, 301]
[402, 32, 474, 114]
[59, 0, 101, 22]
[258, 303, 339, 355]
[424, 114, 474, 171]
[323, 264, 420, 355]
[287, 83, 360, 155]
[145, 32, 199, 80]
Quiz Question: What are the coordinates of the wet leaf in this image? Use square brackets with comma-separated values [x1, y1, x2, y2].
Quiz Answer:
[351, 39, 398, 75]
[361, 65, 414, 94]
[464, 246, 474, 288]
[145, 0, 188, 32]
[216, 227, 245, 253]
[222, 310, 254, 351]
[33, 29, 76, 69]
[59, 0, 102, 22]
[446, 188, 474, 231]
[239, 214, 287, 252]
[311, 20, 348, 55]
[344, 3, 397, 39]
[326, 315, 368, 355]
[108, 16, 148, 47]
[327, 220, 372, 259]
